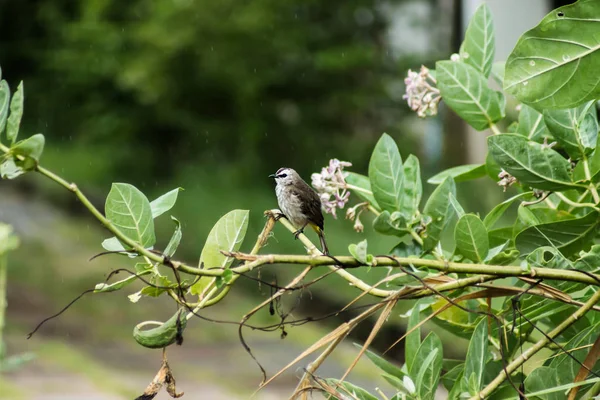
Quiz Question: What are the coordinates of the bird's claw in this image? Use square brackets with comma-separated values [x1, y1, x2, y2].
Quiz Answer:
[273, 212, 286, 221]
[293, 229, 303, 239]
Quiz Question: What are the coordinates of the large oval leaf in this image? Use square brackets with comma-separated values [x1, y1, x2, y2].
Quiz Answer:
[488, 134, 577, 191]
[150, 187, 182, 219]
[515, 211, 599, 256]
[454, 214, 489, 262]
[517, 104, 551, 143]
[543, 101, 598, 160]
[427, 164, 486, 185]
[345, 171, 379, 209]
[198, 209, 249, 269]
[504, 0, 600, 109]
[463, 318, 488, 395]
[6, 81, 23, 144]
[191, 209, 249, 295]
[483, 192, 533, 230]
[368, 133, 403, 212]
[0, 80, 10, 136]
[523, 367, 563, 400]
[105, 183, 156, 248]
[436, 60, 504, 131]
[422, 176, 456, 251]
[399, 154, 422, 220]
[410, 332, 443, 400]
[459, 3, 494, 77]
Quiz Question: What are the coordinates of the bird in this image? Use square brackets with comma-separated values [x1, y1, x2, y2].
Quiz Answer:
[269, 167, 329, 254]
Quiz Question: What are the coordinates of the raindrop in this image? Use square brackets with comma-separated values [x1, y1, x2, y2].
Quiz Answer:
[562, 54, 571, 61]
[462, 52, 469, 59]
[523, 81, 529, 86]
[529, 60, 536, 66]
[557, 11, 565, 17]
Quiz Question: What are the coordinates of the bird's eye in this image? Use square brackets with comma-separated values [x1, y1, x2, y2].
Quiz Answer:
[278, 173, 287, 178]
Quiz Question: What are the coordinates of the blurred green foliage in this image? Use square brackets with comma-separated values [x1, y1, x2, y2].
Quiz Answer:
[0, 0, 416, 185]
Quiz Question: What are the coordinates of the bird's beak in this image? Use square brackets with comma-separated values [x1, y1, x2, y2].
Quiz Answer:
[268, 174, 276, 178]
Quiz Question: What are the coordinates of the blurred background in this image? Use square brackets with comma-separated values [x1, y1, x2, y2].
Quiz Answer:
[0, 0, 569, 398]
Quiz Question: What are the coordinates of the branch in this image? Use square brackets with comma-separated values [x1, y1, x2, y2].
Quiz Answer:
[226, 253, 600, 288]
[0, 142, 221, 279]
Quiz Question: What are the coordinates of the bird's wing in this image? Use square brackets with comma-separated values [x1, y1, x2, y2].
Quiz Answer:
[293, 179, 324, 230]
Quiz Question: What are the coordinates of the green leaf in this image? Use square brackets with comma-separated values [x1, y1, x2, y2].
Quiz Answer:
[436, 60, 503, 131]
[353, 344, 405, 380]
[0, 223, 19, 255]
[463, 318, 488, 395]
[94, 270, 151, 293]
[515, 211, 599, 256]
[391, 240, 422, 258]
[430, 297, 479, 339]
[524, 367, 563, 400]
[549, 323, 600, 386]
[140, 276, 173, 297]
[105, 183, 156, 248]
[488, 227, 514, 248]
[544, 101, 598, 160]
[345, 171, 380, 209]
[415, 348, 441, 400]
[100, 237, 137, 257]
[191, 209, 249, 295]
[11, 133, 45, 170]
[448, 193, 465, 219]
[368, 133, 403, 212]
[348, 239, 373, 265]
[486, 248, 519, 266]
[427, 164, 486, 185]
[422, 177, 456, 251]
[150, 188, 183, 219]
[485, 150, 502, 181]
[517, 104, 551, 143]
[324, 379, 378, 400]
[410, 332, 442, 400]
[372, 211, 408, 237]
[483, 192, 533, 230]
[459, 3, 495, 77]
[490, 61, 505, 86]
[381, 374, 411, 395]
[454, 214, 488, 262]
[6, 81, 23, 144]
[448, 369, 466, 400]
[0, 80, 10, 136]
[504, 0, 600, 109]
[399, 154, 422, 220]
[164, 216, 182, 257]
[488, 133, 576, 191]
[441, 363, 464, 391]
[405, 300, 424, 373]
[0, 156, 24, 180]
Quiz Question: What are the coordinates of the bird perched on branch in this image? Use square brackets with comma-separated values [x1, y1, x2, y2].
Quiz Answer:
[269, 167, 329, 254]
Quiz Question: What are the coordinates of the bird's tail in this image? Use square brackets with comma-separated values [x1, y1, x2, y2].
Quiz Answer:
[310, 223, 329, 255]
[319, 231, 329, 255]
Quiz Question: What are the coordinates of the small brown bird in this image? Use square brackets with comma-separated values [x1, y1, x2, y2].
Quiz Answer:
[269, 167, 329, 254]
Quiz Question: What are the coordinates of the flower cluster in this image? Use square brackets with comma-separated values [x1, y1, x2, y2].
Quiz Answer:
[403, 65, 441, 118]
[311, 159, 352, 218]
[346, 202, 366, 232]
[497, 169, 518, 192]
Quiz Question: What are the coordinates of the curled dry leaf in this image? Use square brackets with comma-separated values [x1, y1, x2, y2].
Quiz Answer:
[136, 352, 184, 400]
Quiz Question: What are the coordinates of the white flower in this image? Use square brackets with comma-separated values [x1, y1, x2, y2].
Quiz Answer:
[403, 65, 441, 118]
[311, 159, 353, 218]
[497, 169, 518, 192]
